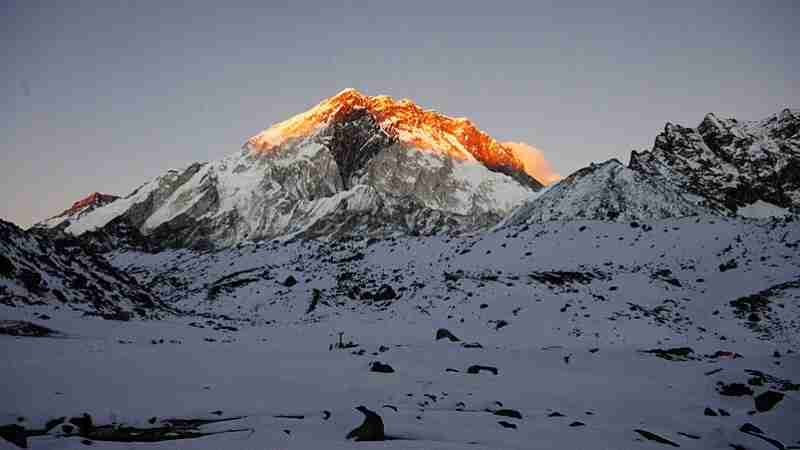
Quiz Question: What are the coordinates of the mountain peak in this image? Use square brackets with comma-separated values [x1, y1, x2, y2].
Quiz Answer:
[51, 192, 120, 220]
[244, 89, 544, 187]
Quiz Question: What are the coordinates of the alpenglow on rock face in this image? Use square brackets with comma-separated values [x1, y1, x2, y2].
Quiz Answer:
[33, 192, 120, 231]
[44, 89, 543, 249]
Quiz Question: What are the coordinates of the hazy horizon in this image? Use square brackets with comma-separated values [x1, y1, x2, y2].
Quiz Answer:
[2, 1, 797, 227]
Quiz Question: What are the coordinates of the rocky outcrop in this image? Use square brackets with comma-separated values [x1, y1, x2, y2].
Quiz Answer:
[0, 219, 165, 317]
[629, 109, 800, 213]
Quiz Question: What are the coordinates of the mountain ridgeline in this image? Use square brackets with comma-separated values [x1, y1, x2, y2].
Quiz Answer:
[31, 91, 799, 250]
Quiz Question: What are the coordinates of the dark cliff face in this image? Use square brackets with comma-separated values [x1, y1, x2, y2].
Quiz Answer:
[0, 219, 165, 316]
[322, 108, 398, 190]
[629, 110, 800, 213]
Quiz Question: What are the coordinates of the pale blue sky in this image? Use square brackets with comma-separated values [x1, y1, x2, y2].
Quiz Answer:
[2, 1, 797, 227]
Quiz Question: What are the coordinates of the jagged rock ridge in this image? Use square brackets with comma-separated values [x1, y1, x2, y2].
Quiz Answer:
[509, 109, 799, 224]
[0, 220, 164, 317]
[630, 109, 800, 213]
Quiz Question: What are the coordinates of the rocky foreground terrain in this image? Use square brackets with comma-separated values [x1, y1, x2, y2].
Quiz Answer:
[2, 216, 799, 449]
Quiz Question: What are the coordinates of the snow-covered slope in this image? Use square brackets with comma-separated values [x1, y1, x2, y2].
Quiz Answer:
[505, 159, 716, 225]
[43, 90, 541, 249]
[3, 216, 798, 449]
[0, 220, 164, 318]
[630, 109, 800, 213]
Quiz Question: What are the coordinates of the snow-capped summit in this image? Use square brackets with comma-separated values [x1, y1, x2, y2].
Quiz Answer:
[246, 88, 543, 188]
[629, 109, 800, 213]
[33, 192, 120, 231]
[38, 90, 543, 249]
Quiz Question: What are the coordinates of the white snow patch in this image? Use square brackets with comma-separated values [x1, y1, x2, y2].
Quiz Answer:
[737, 200, 791, 218]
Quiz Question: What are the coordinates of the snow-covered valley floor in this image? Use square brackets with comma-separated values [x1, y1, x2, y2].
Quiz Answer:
[2, 217, 799, 449]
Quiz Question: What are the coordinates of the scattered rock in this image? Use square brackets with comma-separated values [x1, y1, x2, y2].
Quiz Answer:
[494, 320, 509, 330]
[634, 429, 680, 447]
[494, 409, 522, 420]
[719, 260, 738, 272]
[677, 432, 700, 440]
[718, 383, 754, 397]
[466, 365, 498, 375]
[374, 285, 397, 301]
[0, 320, 59, 337]
[497, 421, 517, 429]
[274, 415, 305, 420]
[346, 406, 384, 441]
[642, 347, 695, 361]
[435, 328, 460, 342]
[370, 361, 395, 373]
[569, 421, 585, 427]
[69, 414, 93, 435]
[754, 391, 784, 412]
[704, 407, 718, 416]
[548, 412, 565, 417]
[0, 424, 27, 448]
[282, 275, 297, 287]
[461, 342, 483, 349]
[739, 423, 786, 449]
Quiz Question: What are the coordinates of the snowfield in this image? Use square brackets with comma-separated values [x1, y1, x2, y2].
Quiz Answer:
[2, 216, 799, 449]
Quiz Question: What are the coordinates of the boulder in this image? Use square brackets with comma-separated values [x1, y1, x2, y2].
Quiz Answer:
[346, 406, 384, 441]
[435, 328, 460, 342]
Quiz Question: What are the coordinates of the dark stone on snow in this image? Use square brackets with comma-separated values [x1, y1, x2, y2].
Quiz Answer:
[677, 432, 701, 440]
[435, 328, 460, 342]
[374, 285, 397, 301]
[0, 320, 58, 337]
[466, 365, 498, 375]
[718, 383, 754, 397]
[497, 421, 517, 429]
[346, 406, 384, 441]
[754, 391, 784, 412]
[569, 421, 586, 427]
[461, 342, 483, 349]
[548, 412, 565, 417]
[642, 347, 694, 361]
[370, 361, 395, 373]
[0, 424, 27, 448]
[704, 407, 718, 416]
[282, 276, 297, 287]
[494, 409, 522, 420]
[634, 429, 680, 447]
[69, 414, 93, 435]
